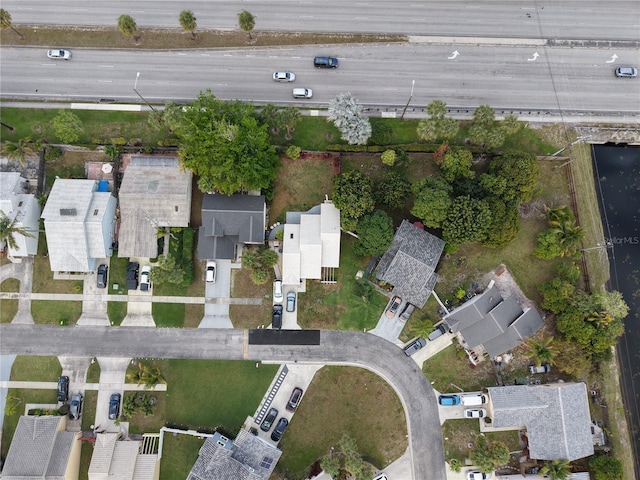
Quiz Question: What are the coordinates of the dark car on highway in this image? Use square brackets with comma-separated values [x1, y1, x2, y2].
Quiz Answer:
[271, 417, 289, 441]
[286, 387, 303, 412]
[314, 56, 339, 68]
[109, 393, 121, 420]
[97, 264, 108, 289]
[126, 261, 139, 290]
[57, 376, 69, 402]
[272, 304, 283, 329]
[261, 407, 278, 432]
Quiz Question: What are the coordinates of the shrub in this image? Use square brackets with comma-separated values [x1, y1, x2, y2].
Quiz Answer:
[381, 149, 396, 166]
[44, 147, 63, 161]
[181, 228, 195, 286]
[286, 145, 301, 160]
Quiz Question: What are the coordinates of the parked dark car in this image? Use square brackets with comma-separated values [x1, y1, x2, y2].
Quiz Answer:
[314, 56, 339, 68]
[260, 407, 278, 432]
[428, 323, 448, 341]
[286, 387, 303, 412]
[438, 394, 461, 406]
[271, 417, 289, 441]
[57, 376, 69, 402]
[69, 393, 83, 420]
[403, 337, 426, 356]
[400, 303, 415, 322]
[126, 261, 139, 290]
[108, 393, 121, 420]
[286, 291, 296, 312]
[96, 264, 108, 289]
[272, 304, 283, 329]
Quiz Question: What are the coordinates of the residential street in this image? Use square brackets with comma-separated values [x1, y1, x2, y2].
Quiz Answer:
[0, 324, 446, 480]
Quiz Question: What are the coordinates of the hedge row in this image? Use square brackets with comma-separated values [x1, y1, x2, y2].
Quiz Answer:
[181, 228, 195, 287]
[325, 143, 488, 154]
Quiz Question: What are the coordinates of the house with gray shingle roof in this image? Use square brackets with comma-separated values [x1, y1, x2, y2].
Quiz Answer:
[487, 382, 594, 461]
[41, 178, 116, 273]
[443, 280, 544, 358]
[187, 430, 281, 480]
[2, 415, 82, 480]
[374, 220, 445, 308]
[0, 172, 40, 258]
[198, 194, 266, 260]
[118, 156, 192, 259]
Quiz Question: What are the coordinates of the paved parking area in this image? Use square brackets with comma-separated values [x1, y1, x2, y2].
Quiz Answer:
[368, 297, 408, 345]
[200, 259, 236, 328]
[93, 357, 132, 430]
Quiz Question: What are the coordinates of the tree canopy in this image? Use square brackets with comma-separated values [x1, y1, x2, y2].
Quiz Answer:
[52, 110, 84, 143]
[328, 93, 372, 145]
[354, 210, 394, 257]
[375, 171, 411, 210]
[442, 195, 491, 246]
[488, 150, 539, 203]
[411, 177, 453, 228]
[172, 90, 278, 195]
[416, 100, 459, 142]
[332, 170, 375, 230]
[439, 147, 475, 183]
[238, 10, 255, 39]
[117, 15, 137, 37]
[179, 10, 197, 37]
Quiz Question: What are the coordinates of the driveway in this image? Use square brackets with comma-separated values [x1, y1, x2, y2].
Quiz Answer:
[200, 259, 235, 328]
[0, 325, 447, 480]
[368, 297, 409, 345]
[93, 357, 132, 430]
[77, 258, 110, 326]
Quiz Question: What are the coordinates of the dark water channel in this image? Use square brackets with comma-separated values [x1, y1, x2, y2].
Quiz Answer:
[592, 144, 640, 476]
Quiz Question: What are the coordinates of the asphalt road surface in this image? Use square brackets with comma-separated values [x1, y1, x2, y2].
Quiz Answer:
[0, 324, 446, 480]
[3, 1, 639, 41]
[2, 43, 639, 116]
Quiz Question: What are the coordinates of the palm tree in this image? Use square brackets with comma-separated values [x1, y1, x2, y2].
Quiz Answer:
[1, 137, 36, 165]
[0, 212, 35, 251]
[546, 205, 574, 227]
[179, 10, 197, 38]
[0, 9, 24, 38]
[540, 459, 571, 480]
[524, 336, 556, 367]
[552, 222, 584, 257]
[587, 310, 613, 328]
[142, 362, 166, 389]
[117, 14, 137, 38]
[238, 10, 255, 40]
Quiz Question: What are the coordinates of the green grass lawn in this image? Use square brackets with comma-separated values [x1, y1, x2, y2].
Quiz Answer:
[159, 433, 204, 480]
[0, 278, 20, 323]
[86, 360, 101, 383]
[229, 267, 272, 329]
[277, 366, 407, 479]
[153, 303, 185, 328]
[31, 299, 82, 325]
[442, 418, 520, 464]
[9, 356, 62, 381]
[422, 345, 496, 394]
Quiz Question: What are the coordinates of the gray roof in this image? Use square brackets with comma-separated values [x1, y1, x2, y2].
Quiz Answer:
[488, 383, 594, 461]
[2, 416, 76, 479]
[187, 430, 281, 480]
[444, 284, 544, 357]
[374, 220, 445, 308]
[118, 156, 192, 258]
[198, 194, 266, 260]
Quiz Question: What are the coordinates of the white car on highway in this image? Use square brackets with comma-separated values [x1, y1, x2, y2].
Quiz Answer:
[47, 49, 71, 60]
[273, 71, 295, 82]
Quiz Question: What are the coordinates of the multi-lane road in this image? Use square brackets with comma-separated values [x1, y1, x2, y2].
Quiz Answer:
[2, 0, 640, 41]
[1, 43, 639, 116]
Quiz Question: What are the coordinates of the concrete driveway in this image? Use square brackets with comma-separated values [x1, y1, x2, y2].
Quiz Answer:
[200, 259, 235, 328]
[121, 258, 154, 327]
[93, 357, 132, 430]
[368, 297, 408, 345]
[77, 259, 110, 326]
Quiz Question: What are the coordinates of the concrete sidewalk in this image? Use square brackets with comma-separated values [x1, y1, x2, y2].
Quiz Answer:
[0, 380, 167, 391]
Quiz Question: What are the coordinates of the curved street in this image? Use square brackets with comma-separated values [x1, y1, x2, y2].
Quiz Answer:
[0, 324, 445, 480]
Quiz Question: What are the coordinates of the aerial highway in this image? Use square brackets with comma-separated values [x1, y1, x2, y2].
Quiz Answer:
[2, 0, 640, 41]
[1, 43, 639, 118]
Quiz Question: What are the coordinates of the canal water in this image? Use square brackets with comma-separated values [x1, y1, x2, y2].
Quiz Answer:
[592, 144, 640, 476]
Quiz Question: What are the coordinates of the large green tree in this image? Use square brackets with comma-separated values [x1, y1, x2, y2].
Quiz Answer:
[442, 195, 491, 246]
[173, 90, 278, 194]
[540, 459, 571, 480]
[354, 210, 394, 257]
[470, 436, 510, 472]
[488, 150, 539, 203]
[1, 137, 37, 165]
[0, 212, 35, 251]
[481, 197, 519, 248]
[416, 100, 459, 142]
[52, 110, 84, 143]
[469, 104, 505, 149]
[411, 177, 453, 229]
[440, 147, 475, 183]
[589, 455, 623, 480]
[524, 336, 556, 367]
[332, 171, 375, 230]
[375, 171, 410, 210]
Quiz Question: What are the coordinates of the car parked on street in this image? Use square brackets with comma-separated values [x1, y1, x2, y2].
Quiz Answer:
[272, 304, 283, 329]
[400, 303, 415, 322]
[260, 407, 278, 432]
[108, 393, 121, 420]
[57, 376, 69, 402]
[139, 265, 151, 291]
[428, 323, 448, 341]
[206, 260, 216, 283]
[126, 262, 139, 290]
[385, 295, 402, 318]
[47, 49, 71, 60]
[286, 291, 296, 312]
[286, 387, 303, 412]
[403, 337, 426, 356]
[97, 264, 108, 289]
[69, 393, 83, 420]
[615, 66, 638, 78]
[464, 408, 487, 418]
[529, 363, 551, 374]
[273, 71, 296, 82]
[271, 417, 289, 441]
[438, 394, 460, 406]
[314, 56, 339, 68]
[467, 471, 492, 480]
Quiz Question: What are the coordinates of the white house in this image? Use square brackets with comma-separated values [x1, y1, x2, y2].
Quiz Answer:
[89, 432, 159, 480]
[282, 200, 340, 285]
[0, 172, 40, 258]
[41, 178, 117, 273]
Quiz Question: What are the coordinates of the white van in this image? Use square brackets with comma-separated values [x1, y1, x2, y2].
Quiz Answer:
[292, 88, 313, 99]
[460, 393, 487, 406]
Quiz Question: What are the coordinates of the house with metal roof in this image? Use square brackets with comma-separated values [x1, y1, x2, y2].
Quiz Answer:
[374, 220, 444, 308]
[41, 178, 116, 273]
[443, 280, 544, 358]
[187, 430, 281, 480]
[118, 156, 192, 259]
[1, 415, 81, 480]
[198, 194, 266, 260]
[486, 382, 594, 461]
[0, 172, 40, 258]
[281, 200, 340, 285]
[88, 432, 159, 480]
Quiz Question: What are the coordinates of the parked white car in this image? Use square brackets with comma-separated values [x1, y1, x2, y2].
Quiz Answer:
[273, 280, 283, 301]
[206, 261, 217, 283]
[464, 408, 487, 418]
[139, 266, 152, 291]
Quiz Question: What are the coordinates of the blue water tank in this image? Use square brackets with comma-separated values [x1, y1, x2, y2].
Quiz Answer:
[97, 180, 109, 192]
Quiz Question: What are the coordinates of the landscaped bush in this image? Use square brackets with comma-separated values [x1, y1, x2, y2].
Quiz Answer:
[181, 228, 194, 286]
[44, 147, 62, 161]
